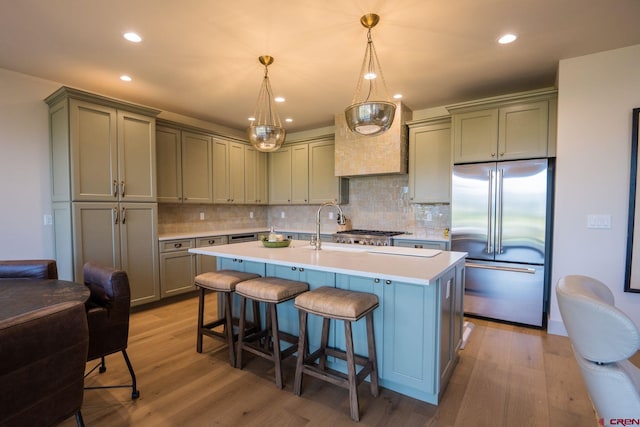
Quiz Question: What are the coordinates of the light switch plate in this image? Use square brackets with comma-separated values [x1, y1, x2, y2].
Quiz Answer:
[587, 214, 611, 229]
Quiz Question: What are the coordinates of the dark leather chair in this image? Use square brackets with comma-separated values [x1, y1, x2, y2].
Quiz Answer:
[0, 259, 58, 279]
[83, 262, 139, 399]
[0, 301, 88, 427]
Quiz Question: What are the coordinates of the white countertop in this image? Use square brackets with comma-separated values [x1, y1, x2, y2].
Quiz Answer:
[159, 228, 449, 243]
[189, 240, 466, 286]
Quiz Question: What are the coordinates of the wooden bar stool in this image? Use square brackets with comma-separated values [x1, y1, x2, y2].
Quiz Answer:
[195, 270, 261, 366]
[293, 286, 379, 422]
[234, 277, 309, 389]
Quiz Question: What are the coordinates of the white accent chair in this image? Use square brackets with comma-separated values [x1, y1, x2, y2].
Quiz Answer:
[556, 275, 640, 423]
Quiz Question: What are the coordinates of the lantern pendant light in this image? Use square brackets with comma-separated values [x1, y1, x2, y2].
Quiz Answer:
[344, 13, 396, 137]
[247, 55, 286, 152]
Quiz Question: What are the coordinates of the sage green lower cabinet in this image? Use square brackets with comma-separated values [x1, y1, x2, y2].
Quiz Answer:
[393, 239, 449, 251]
[195, 235, 227, 275]
[72, 202, 159, 306]
[159, 238, 196, 298]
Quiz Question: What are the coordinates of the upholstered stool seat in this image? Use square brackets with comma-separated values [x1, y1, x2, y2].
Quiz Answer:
[293, 286, 379, 422]
[195, 270, 261, 366]
[234, 277, 309, 389]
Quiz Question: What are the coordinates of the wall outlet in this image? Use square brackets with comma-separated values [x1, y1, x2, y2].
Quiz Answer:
[426, 212, 433, 221]
[199, 211, 205, 221]
[281, 211, 285, 219]
[43, 214, 53, 226]
[329, 212, 334, 220]
[249, 211, 254, 219]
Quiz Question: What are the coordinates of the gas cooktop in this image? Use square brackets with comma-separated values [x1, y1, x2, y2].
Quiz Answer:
[333, 229, 405, 246]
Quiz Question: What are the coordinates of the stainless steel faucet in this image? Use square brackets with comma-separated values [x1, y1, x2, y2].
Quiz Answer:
[314, 201, 346, 250]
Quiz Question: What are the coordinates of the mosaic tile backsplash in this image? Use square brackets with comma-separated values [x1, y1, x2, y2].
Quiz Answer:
[158, 175, 450, 239]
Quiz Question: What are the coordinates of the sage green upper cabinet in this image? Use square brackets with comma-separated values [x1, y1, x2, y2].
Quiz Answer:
[452, 108, 499, 164]
[245, 146, 268, 204]
[213, 138, 245, 204]
[408, 120, 451, 203]
[156, 126, 182, 203]
[309, 140, 347, 204]
[268, 139, 348, 205]
[268, 146, 293, 204]
[181, 131, 213, 204]
[291, 144, 309, 204]
[449, 90, 557, 164]
[52, 95, 156, 203]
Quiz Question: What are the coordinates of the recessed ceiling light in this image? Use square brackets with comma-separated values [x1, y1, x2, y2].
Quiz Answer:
[285, 118, 293, 123]
[498, 33, 517, 44]
[274, 96, 285, 103]
[248, 117, 256, 122]
[120, 75, 132, 82]
[123, 32, 142, 43]
[393, 94, 403, 99]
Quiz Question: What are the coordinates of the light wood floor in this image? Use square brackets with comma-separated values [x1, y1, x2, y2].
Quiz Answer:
[59, 293, 617, 427]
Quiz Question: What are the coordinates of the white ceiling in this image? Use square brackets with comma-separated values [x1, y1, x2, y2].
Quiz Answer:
[2, 0, 640, 133]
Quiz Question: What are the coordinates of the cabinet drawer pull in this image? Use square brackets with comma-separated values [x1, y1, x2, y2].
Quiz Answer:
[174, 243, 182, 248]
[374, 278, 380, 283]
[299, 267, 304, 272]
[291, 266, 297, 271]
[208, 239, 215, 245]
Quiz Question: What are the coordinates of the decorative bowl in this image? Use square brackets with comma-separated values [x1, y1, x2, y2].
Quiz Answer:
[261, 239, 291, 248]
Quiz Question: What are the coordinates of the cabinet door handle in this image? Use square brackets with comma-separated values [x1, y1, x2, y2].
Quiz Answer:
[113, 180, 118, 197]
[374, 278, 380, 283]
[499, 152, 505, 157]
[113, 207, 119, 224]
[299, 267, 304, 272]
[120, 181, 126, 197]
[291, 266, 297, 271]
[385, 279, 392, 285]
[121, 207, 126, 224]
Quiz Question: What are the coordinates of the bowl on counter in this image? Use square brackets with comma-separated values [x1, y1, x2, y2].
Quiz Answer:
[261, 238, 291, 248]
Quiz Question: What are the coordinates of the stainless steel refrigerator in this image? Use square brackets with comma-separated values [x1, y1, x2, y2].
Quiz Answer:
[451, 159, 553, 327]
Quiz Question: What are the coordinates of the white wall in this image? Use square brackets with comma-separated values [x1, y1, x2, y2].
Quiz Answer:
[549, 44, 640, 334]
[0, 69, 60, 259]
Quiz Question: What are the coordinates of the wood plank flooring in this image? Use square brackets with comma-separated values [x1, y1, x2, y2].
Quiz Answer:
[59, 293, 612, 426]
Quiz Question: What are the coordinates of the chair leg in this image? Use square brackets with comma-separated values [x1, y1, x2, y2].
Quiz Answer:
[235, 296, 247, 369]
[270, 303, 283, 389]
[344, 321, 360, 422]
[224, 291, 235, 366]
[366, 312, 379, 397]
[294, 310, 308, 396]
[196, 287, 206, 353]
[319, 317, 330, 370]
[75, 410, 85, 427]
[121, 349, 140, 399]
[99, 356, 106, 373]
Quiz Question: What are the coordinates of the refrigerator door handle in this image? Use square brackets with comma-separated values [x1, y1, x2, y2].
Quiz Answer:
[466, 262, 536, 274]
[487, 169, 494, 254]
[496, 168, 504, 254]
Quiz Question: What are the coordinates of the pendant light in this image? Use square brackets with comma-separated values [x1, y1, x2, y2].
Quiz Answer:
[247, 55, 286, 152]
[344, 13, 396, 137]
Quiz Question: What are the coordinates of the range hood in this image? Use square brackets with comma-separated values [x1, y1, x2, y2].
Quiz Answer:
[334, 102, 412, 177]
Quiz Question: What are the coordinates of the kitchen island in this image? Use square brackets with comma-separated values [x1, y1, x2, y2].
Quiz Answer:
[189, 240, 466, 405]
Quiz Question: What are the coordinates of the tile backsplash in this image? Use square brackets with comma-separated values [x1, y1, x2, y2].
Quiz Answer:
[159, 175, 450, 239]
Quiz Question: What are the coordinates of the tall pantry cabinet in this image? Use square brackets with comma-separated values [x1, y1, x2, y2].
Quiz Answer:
[46, 87, 161, 306]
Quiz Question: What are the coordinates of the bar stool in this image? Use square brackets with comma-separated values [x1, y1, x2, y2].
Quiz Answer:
[293, 286, 379, 422]
[195, 270, 261, 366]
[234, 277, 309, 389]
